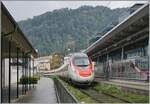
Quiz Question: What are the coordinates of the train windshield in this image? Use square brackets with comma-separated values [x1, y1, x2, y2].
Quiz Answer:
[74, 57, 90, 67]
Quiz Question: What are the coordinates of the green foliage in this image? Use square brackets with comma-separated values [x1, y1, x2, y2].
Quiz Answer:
[50, 53, 62, 69]
[18, 6, 129, 56]
[93, 83, 149, 103]
[20, 76, 40, 84]
[49, 75, 58, 79]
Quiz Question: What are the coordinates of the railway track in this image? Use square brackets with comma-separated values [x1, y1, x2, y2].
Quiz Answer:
[79, 87, 129, 103]
[60, 78, 130, 103]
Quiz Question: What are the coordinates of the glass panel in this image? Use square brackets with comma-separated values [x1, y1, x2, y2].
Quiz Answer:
[74, 57, 90, 66]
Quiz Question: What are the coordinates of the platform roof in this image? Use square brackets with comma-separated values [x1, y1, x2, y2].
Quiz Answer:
[85, 3, 149, 58]
[1, 3, 37, 58]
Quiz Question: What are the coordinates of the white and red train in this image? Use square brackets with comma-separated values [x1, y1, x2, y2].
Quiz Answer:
[57, 53, 95, 85]
[67, 53, 95, 85]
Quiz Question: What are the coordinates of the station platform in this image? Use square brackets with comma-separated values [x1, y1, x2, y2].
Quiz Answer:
[95, 78, 149, 95]
[17, 77, 57, 103]
[108, 79, 148, 90]
[2, 84, 23, 102]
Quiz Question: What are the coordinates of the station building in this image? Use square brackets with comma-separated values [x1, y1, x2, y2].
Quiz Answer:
[35, 55, 51, 71]
[85, 4, 149, 81]
[1, 3, 37, 103]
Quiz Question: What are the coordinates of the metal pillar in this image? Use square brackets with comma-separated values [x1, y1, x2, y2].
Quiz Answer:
[121, 47, 124, 60]
[26, 57, 28, 92]
[16, 48, 19, 98]
[148, 23, 150, 81]
[24, 55, 27, 94]
[32, 58, 34, 88]
[27, 55, 29, 93]
[22, 52, 24, 95]
[1, 37, 3, 103]
[27, 57, 29, 91]
[106, 52, 109, 81]
[8, 40, 11, 103]
[107, 53, 109, 61]
[29, 57, 31, 90]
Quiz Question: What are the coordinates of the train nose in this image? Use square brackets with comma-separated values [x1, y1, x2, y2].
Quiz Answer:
[79, 70, 92, 77]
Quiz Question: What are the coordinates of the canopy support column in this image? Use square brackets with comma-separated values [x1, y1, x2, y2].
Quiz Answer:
[32, 58, 34, 88]
[17, 48, 19, 98]
[121, 47, 124, 60]
[22, 52, 25, 95]
[1, 37, 3, 103]
[8, 40, 11, 103]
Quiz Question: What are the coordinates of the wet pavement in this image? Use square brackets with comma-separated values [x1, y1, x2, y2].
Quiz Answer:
[2, 84, 24, 103]
[17, 77, 57, 103]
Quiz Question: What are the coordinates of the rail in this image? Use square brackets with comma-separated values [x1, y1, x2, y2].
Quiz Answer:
[54, 78, 78, 103]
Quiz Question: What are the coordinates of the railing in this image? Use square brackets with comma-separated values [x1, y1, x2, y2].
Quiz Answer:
[54, 78, 78, 103]
[95, 57, 149, 81]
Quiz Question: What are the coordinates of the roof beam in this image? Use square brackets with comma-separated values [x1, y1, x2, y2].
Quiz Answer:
[90, 27, 148, 58]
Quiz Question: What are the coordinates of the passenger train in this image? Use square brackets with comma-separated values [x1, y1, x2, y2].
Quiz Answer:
[67, 53, 95, 85]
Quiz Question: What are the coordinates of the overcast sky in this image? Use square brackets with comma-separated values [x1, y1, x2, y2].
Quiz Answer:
[2, 0, 148, 21]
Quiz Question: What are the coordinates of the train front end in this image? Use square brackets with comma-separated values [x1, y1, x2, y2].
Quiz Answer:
[68, 53, 94, 85]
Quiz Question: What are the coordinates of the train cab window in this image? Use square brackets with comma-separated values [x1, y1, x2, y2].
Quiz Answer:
[74, 57, 90, 67]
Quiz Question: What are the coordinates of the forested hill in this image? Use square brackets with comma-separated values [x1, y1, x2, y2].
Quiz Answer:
[18, 6, 129, 56]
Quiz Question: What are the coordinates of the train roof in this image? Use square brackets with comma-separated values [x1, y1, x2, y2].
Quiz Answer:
[72, 52, 88, 57]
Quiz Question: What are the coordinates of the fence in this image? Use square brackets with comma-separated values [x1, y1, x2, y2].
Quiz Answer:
[95, 57, 149, 81]
[54, 78, 78, 103]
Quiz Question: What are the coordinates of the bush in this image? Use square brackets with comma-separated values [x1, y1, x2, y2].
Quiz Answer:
[20, 76, 40, 84]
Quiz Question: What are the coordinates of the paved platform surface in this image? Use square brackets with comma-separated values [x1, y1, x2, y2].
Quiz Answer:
[17, 77, 57, 103]
[2, 84, 23, 103]
[95, 78, 149, 91]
